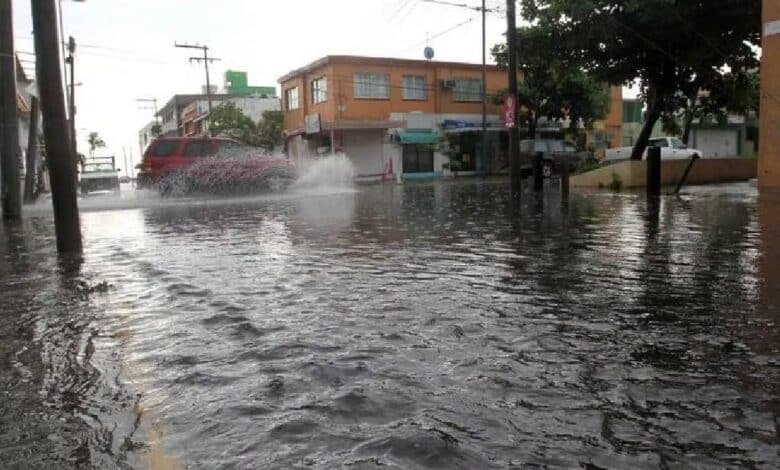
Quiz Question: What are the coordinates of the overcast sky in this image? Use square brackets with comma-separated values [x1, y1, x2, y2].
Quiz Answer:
[12, 0, 515, 169]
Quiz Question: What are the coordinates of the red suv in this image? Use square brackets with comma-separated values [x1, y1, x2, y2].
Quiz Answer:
[137, 136, 247, 188]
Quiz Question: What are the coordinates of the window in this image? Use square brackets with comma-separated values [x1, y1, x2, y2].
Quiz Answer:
[453, 78, 483, 102]
[215, 140, 246, 158]
[548, 140, 564, 152]
[402, 75, 427, 100]
[285, 87, 299, 110]
[354, 73, 390, 99]
[403, 145, 434, 173]
[649, 138, 669, 148]
[152, 140, 178, 157]
[670, 138, 687, 149]
[183, 140, 215, 157]
[312, 77, 327, 104]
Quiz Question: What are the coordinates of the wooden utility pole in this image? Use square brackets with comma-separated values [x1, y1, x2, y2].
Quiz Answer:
[24, 97, 40, 203]
[66, 36, 77, 169]
[0, 0, 22, 220]
[481, 0, 488, 176]
[32, 0, 82, 253]
[175, 43, 220, 129]
[507, 0, 521, 192]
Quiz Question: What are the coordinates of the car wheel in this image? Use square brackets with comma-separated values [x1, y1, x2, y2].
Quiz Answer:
[159, 172, 191, 197]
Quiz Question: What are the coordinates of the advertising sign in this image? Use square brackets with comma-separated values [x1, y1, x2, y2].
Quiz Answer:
[504, 95, 516, 128]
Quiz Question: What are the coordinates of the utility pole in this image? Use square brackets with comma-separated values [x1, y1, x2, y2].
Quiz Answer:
[507, 0, 521, 192]
[481, 0, 487, 176]
[66, 36, 77, 171]
[136, 97, 159, 124]
[0, 0, 21, 220]
[32, 0, 82, 253]
[421, 1, 492, 174]
[175, 43, 220, 129]
[122, 146, 129, 179]
[24, 97, 40, 203]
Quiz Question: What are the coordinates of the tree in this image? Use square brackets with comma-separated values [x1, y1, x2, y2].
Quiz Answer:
[662, 69, 760, 144]
[518, 0, 761, 159]
[254, 110, 283, 151]
[208, 101, 256, 143]
[87, 132, 105, 158]
[492, 27, 609, 138]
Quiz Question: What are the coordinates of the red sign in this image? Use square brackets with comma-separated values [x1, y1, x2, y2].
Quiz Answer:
[504, 95, 516, 128]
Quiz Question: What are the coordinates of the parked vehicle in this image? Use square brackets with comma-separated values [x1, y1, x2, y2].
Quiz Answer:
[79, 157, 120, 195]
[604, 136, 702, 162]
[137, 136, 296, 196]
[519, 139, 589, 178]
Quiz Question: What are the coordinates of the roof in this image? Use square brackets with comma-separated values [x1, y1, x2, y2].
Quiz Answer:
[279, 55, 507, 83]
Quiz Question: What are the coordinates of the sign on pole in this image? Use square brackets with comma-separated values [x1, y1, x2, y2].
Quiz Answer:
[504, 95, 516, 128]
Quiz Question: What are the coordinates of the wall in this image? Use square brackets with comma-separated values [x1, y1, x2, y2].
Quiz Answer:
[571, 158, 758, 188]
[228, 96, 281, 122]
[280, 58, 512, 133]
[759, 0, 780, 188]
[341, 130, 385, 176]
[138, 120, 157, 155]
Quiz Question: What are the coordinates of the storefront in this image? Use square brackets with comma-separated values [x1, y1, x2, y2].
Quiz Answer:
[441, 119, 507, 175]
[397, 129, 439, 179]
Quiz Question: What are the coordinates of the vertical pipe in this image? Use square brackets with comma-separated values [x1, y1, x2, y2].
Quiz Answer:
[0, 0, 21, 220]
[646, 146, 661, 197]
[32, 0, 83, 253]
[507, 0, 521, 192]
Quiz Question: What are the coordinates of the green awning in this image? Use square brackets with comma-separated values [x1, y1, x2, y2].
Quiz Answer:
[398, 130, 438, 145]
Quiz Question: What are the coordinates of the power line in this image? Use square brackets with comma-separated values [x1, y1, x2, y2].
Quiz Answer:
[400, 16, 475, 52]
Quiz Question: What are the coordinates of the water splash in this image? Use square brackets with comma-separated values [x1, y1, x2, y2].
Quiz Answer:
[292, 155, 356, 192]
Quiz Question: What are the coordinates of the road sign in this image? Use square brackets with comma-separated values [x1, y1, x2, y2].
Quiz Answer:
[504, 95, 516, 128]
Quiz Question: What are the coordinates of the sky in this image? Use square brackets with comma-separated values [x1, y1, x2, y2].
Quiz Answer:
[11, 0, 515, 171]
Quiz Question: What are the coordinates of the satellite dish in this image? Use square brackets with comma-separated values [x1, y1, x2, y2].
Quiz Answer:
[424, 46, 434, 60]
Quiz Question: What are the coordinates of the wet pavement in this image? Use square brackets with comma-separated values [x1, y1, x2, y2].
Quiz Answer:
[1, 180, 778, 469]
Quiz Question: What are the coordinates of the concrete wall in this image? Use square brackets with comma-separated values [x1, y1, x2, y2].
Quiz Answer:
[228, 96, 281, 122]
[571, 158, 757, 189]
[760, 0, 780, 188]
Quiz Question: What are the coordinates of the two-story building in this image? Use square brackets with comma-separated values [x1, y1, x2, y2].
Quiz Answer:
[279, 55, 515, 180]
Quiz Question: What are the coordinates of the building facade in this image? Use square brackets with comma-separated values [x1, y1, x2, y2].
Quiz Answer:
[279, 55, 517, 179]
[279, 55, 622, 180]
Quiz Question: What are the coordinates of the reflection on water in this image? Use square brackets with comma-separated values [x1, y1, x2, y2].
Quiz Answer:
[1, 181, 778, 468]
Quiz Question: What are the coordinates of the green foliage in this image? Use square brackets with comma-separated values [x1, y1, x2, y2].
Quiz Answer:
[517, 0, 761, 158]
[209, 103, 283, 151]
[492, 28, 610, 137]
[151, 123, 162, 137]
[87, 132, 106, 157]
[254, 110, 283, 151]
[208, 101, 257, 143]
[662, 69, 760, 143]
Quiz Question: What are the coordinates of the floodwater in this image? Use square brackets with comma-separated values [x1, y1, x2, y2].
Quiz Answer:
[1, 179, 778, 469]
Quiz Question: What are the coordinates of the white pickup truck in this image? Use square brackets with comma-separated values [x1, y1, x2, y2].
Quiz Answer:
[604, 137, 703, 162]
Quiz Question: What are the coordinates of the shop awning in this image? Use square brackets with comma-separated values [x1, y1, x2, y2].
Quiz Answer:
[398, 130, 438, 144]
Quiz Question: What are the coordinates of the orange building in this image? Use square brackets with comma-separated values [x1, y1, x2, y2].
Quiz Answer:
[279, 55, 621, 179]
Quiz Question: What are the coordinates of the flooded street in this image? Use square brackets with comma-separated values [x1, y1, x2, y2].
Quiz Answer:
[1, 180, 779, 469]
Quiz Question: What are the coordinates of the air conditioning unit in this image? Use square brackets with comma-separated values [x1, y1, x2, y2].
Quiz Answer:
[440, 79, 457, 90]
